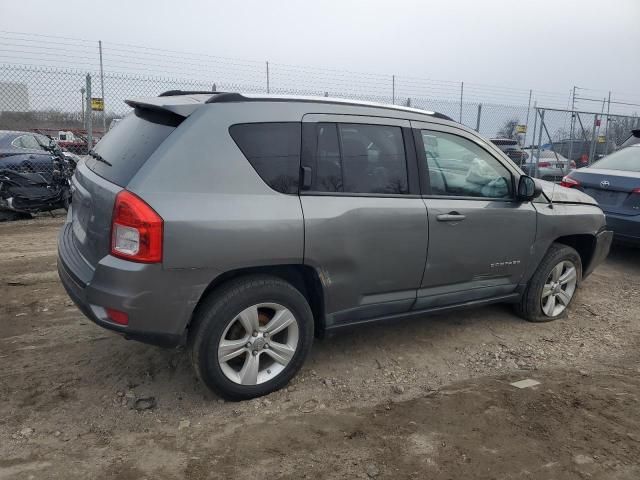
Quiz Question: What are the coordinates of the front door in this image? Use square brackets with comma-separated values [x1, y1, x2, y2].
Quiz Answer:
[411, 122, 537, 309]
[300, 114, 428, 326]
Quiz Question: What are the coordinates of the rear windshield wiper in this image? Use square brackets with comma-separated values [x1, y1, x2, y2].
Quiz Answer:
[88, 150, 112, 167]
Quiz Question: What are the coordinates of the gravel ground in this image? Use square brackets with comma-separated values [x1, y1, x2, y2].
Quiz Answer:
[1, 215, 639, 479]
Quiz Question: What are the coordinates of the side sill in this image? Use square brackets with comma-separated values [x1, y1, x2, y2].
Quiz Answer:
[324, 293, 520, 332]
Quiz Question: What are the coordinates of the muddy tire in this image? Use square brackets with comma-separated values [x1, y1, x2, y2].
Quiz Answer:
[189, 275, 314, 401]
[516, 243, 582, 322]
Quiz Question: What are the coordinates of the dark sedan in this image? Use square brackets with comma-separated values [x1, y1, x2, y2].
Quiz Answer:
[561, 144, 640, 244]
[0, 130, 56, 178]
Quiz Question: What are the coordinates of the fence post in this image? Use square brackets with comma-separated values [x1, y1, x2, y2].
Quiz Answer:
[406, 97, 411, 107]
[85, 74, 92, 152]
[475, 103, 482, 132]
[588, 114, 599, 165]
[568, 86, 577, 165]
[459, 82, 464, 123]
[535, 109, 545, 178]
[266, 61, 270, 94]
[392, 75, 395, 105]
[604, 91, 611, 153]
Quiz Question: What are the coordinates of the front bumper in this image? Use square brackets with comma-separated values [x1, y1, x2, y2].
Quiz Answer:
[57, 222, 212, 348]
[583, 229, 614, 279]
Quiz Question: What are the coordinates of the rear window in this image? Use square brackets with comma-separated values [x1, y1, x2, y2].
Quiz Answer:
[86, 109, 179, 187]
[229, 122, 301, 194]
[591, 147, 640, 172]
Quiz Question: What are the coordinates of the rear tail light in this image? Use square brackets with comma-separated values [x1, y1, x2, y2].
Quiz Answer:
[110, 190, 163, 263]
[632, 188, 640, 195]
[106, 307, 129, 325]
[537, 161, 551, 168]
[560, 176, 580, 188]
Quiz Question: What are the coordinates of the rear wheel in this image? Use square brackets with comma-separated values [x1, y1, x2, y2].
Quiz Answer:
[516, 243, 582, 322]
[190, 275, 314, 400]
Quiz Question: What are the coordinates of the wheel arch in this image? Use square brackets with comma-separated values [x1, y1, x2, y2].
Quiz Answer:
[189, 264, 326, 338]
[552, 233, 596, 278]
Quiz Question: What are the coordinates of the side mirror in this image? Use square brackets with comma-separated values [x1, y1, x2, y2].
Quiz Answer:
[516, 175, 542, 201]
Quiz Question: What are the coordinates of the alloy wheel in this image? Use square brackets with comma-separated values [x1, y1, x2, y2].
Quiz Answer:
[217, 303, 299, 385]
[541, 260, 577, 317]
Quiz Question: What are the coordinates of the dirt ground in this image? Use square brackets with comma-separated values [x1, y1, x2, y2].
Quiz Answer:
[1, 215, 639, 480]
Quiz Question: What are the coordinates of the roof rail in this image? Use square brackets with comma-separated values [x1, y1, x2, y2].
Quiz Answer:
[205, 92, 454, 121]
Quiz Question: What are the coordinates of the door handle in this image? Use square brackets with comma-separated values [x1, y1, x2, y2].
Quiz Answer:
[436, 212, 466, 222]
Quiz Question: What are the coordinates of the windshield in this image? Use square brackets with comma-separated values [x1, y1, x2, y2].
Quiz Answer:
[590, 146, 640, 172]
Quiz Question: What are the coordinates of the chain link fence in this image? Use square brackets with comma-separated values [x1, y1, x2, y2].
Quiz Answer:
[1, 62, 638, 181]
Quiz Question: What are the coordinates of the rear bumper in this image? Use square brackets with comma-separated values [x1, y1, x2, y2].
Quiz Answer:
[604, 212, 640, 245]
[57, 222, 212, 348]
[583, 229, 614, 279]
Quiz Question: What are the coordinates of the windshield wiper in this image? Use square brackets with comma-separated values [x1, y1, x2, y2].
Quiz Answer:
[88, 149, 112, 167]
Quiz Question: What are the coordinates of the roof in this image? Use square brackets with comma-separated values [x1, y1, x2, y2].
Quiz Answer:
[141, 90, 453, 121]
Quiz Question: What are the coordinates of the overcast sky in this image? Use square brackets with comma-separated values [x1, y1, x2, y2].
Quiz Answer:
[1, 0, 639, 97]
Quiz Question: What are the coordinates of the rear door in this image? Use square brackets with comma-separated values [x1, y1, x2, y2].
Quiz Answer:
[300, 114, 428, 325]
[412, 121, 537, 308]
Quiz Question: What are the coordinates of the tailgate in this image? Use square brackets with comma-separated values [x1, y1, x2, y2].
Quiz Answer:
[70, 161, 121, 268]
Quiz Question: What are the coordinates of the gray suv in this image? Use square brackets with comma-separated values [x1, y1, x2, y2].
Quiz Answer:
[58, 92, 613, 400]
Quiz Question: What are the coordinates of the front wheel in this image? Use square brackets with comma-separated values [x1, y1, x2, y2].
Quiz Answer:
[516, 243, 582, 322]
[189, 275, 314, 400]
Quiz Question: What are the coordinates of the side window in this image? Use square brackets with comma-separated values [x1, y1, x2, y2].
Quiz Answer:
[19, 135, 41, 150]
[11, 136, 27, 149]
[314, 123, 408, 195]
[421, 130, 512, 199]
[229, 122, 301, 194]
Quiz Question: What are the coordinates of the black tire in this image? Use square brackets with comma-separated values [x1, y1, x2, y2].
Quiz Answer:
[516, 243, 582, 322]
[0, 210, 31, 222]
[189, 275, 314, 401]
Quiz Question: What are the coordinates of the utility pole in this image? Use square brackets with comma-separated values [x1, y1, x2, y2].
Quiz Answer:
[99, 40, 106, 133]
[524, 89, 532, 146]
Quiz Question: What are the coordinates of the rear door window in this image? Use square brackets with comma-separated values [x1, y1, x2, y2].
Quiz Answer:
[229, 122, 301, 194]
[313, 123, 409, 195]
[87, 109, 180, 187]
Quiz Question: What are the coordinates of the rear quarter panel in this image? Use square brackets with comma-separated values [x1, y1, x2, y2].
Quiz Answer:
[126, 103, 305, 272]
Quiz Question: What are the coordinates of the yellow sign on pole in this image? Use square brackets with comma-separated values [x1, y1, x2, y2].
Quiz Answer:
[515, 125, 527, 134]
[597, 135, 606, 144]
[91, 97, 104, 111]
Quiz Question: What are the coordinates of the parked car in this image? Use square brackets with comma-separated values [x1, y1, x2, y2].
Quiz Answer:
[521, 149, 575, 182]
[0, 132, 77, 221]
[0, 130, 58, 178]
[58, 92, 612, 400]
[548, 138, 608, 168]
[490, 138, 527, 167]
[561, 144, 640, 245]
